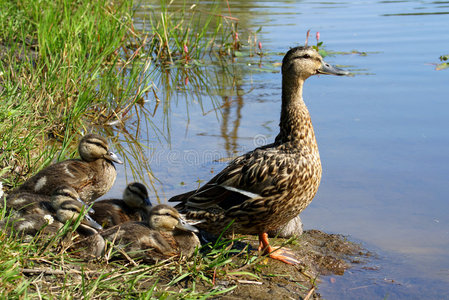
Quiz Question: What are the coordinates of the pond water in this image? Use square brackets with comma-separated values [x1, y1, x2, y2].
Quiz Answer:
[106, 0, 449, 298]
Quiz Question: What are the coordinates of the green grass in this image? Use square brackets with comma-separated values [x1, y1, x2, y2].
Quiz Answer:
[0, 202, 265, 298]
[0, 0, 154, 190]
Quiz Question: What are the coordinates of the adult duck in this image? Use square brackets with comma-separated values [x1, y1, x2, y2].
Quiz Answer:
[8, 134, 122, 203]
[169, 46, 348, 264]
[91, 182, 151, 228]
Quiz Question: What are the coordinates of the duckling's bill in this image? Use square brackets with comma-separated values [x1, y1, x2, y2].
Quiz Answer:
[176, 218, 200, 233]
[75, 196, 95, 214]
[84, 214, 103, 230]
[106, 151, 123, 164]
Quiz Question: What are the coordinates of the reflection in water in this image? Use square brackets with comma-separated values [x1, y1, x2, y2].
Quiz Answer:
[221, 93, 244, 157]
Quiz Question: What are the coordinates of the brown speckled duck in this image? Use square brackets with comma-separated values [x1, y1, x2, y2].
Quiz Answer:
[99, 204, 200, 262]
[169, 46, 348, 264]
[91, 182, 151, 228]
[8, 134, 122, 203]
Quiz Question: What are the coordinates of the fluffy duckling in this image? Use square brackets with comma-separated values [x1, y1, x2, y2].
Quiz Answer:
[1, 213, 62, 240]
[5, 186, 93, 217]
[8, 134, 122, 203]
[169, 46, 348, 265]
[5, 192, 55, 217]
[99, 204, 200, 262]
[2, 188, 102, 239]
[91, 182, 151, 228]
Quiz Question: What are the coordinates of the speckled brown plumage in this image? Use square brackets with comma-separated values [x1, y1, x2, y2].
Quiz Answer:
[8, 134, 122, 203]
[91, 182, 151, 228]
[169, 46, 348, 263]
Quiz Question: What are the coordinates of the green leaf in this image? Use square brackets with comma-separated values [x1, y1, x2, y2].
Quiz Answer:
[436, 62, 449, 70]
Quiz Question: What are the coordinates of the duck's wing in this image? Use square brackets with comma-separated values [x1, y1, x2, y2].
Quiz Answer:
[60, 160, 95, 186]
[16, 159, 93, 194]
[169, 147, 296, 210]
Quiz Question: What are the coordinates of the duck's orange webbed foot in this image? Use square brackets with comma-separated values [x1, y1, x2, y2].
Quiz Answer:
[258, 232, 300, 265]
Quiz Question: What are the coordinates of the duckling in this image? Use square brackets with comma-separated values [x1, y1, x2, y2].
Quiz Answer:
[57, 201, 104, 259]
[8, 134, 122, 203]
[5, 186, 93, 217]
[91, 182, 151, 228]
[0, 213, 63, 240]
[169, 46, 348, 264]
[2, 187, 102, 240]
[99, 204, 200, 262]
[5, 192, 55, 217]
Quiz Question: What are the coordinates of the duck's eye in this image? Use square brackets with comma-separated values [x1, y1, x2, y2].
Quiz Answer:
[303, 54, 311, 59]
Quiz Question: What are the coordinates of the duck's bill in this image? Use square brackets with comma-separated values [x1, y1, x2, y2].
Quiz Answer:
[144, 197, 152, 206]
[176, 218, 199, 233]
[318, 61, 349, 76]
[76, 197, 95, 214]
[83, 214, 103, 230]
[106, 151, 123, 164]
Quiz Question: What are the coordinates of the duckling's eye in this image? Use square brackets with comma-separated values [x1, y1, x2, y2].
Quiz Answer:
[95, 142, 107, 149]
[88, 141, 107, 150]
[302, 54, 311, 59]
[66, 207, 78, 213]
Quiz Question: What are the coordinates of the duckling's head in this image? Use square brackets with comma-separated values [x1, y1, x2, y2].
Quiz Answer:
[51, 186, 94, 214]
[56, 200, 103, 230]
[51, 187, 102, 230]
[148, 204, 198, 233]
[78, 134, 123, 164]
[123, 182, 151, 208]
[282, 46, 348, 80]
[51, 187, 82, 209]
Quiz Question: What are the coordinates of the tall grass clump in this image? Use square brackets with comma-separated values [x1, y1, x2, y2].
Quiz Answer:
[144, 0, 260, 65]
[0, 0, 152, 189]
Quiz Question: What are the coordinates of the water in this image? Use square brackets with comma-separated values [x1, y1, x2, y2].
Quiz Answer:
[107, 1, 449, 298]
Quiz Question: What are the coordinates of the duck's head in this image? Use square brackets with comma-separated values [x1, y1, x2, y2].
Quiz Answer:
[282, 46, 349, 80]
[51, 187, 102, 230]
[51, 186, 94, 214]
[123, 182, 151, 208]
[148, 204, 198, 233]
[78, 134, 123, 164]
[56, 200, 103, 230]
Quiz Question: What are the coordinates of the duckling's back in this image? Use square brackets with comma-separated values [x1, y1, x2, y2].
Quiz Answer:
[91, 199, 148, 228]
[11, 157, 116, 202]
[5, 192, 55, 217]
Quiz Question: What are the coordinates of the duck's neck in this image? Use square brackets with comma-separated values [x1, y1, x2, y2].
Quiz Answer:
[276, 75, 317, 149]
